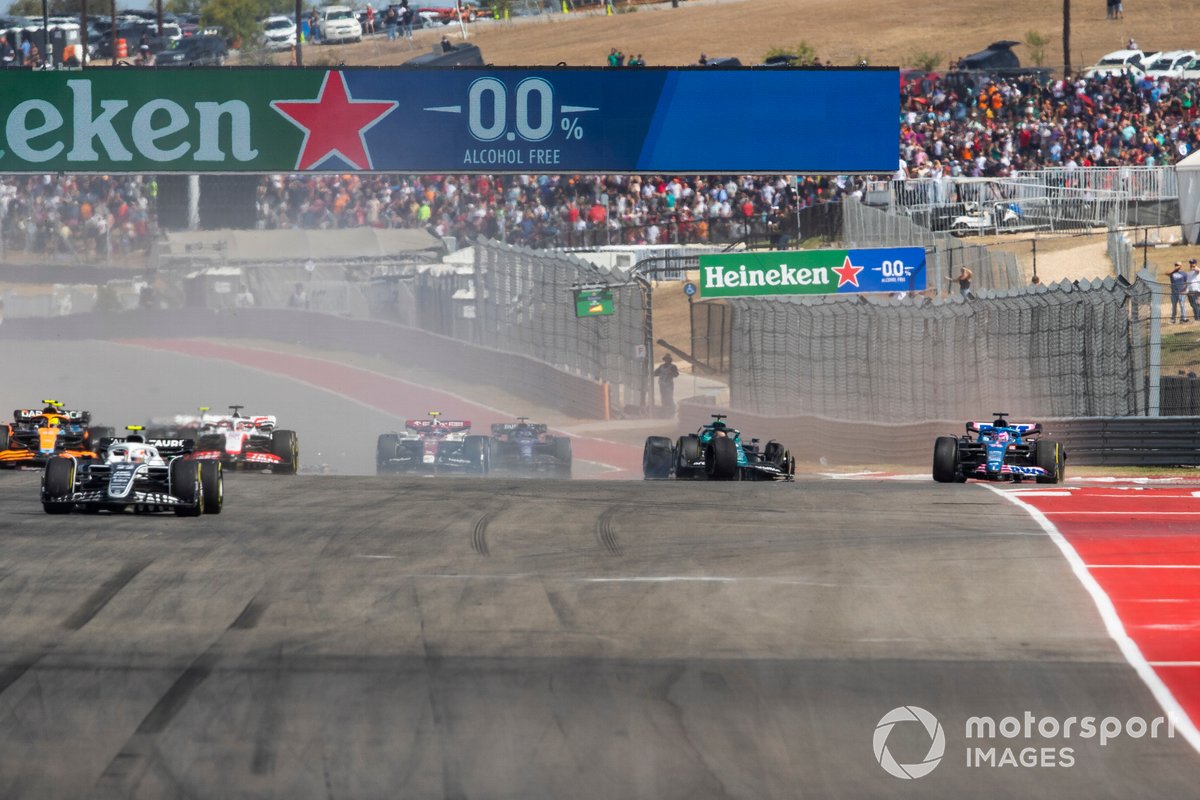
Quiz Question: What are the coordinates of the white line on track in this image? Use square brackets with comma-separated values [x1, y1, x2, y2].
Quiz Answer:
[984, 483, 1200, 756]
[343, 567, 840, 585]
[1150, 662, 1200, 667]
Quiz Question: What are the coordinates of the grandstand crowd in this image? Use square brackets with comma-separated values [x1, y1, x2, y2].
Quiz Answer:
[2, 70, 1199, 257]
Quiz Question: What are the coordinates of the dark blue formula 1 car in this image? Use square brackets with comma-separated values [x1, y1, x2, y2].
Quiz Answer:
[933, 413, 1065, 483]
[643, 415, 794, 481]
[487, 418, 572, 478]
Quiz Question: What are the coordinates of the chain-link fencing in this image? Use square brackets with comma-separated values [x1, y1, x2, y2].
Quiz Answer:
[843, 200, 1024, 292]
[728, 274, 1155, 421]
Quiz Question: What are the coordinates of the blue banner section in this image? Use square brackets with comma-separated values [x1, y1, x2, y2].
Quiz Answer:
[840, 247, 927, 294]
[348, 67, 897, 174]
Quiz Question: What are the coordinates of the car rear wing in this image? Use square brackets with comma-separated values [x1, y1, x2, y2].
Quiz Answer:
[406, 419, 470, 433]
[491, 422, 548, 436]
[148, 438, 196, 456]
[14, 408, 90, 424]
[966, 422, 1042, 435]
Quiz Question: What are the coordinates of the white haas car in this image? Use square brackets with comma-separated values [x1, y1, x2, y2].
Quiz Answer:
[41, 426, 223, 516]
[376, 411, 490, 475]
[190, 405, 298, 474]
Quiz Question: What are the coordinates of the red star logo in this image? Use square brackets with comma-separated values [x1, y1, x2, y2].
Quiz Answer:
[271, 72, 398, 171]
[832, 255, 864, 288]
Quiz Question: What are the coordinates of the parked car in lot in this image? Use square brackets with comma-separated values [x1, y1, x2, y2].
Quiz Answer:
[318, 5, 363, 43]
[1083, 49, 1149, 78]
[156, 34, 227, 66]
[1143, 49, 1197, 79]
[260, 14, 296, 50]
[410, 2, 476, 24]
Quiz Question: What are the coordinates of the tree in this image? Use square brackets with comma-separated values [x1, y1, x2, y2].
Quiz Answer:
[8, 0, 43, 15]
[1024, 30, 1050, 67]
[202, 0, 261, 47]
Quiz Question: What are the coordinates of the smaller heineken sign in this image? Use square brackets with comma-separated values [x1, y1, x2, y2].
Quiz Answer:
[574, 287, 614, 317]
[698, 248, 926, 298]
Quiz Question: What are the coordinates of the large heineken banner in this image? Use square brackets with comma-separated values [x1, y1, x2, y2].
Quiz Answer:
[0, 67, 896, 174]
[698, 248, 927, 297]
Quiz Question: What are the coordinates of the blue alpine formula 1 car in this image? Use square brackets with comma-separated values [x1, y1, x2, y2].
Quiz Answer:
[933, 413, 1064, 483]
[643, 414, 795, 481]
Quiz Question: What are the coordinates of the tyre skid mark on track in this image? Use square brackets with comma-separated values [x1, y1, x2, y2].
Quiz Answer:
[90, 593, 263, 792]
[471, 509, 497, 556]
[61, 561, 153, 631]
[595, 507, 622, 556]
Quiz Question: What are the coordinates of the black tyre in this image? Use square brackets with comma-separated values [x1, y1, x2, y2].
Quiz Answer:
[85, 426, 113, 447]
[1036, 440, 1064, 484]
[763, 441, 787, 468]
[200, 461, 223, 514]
[42, 457, 75, 514]
[0, 426, 8, 453]
[463, 435, 490, 474]
[377, 433, 400, 475]
[170, 458, 204, 517]
[705, 436, 738, 480]
[553, 437, 572, 478]
[932, 436, 959, 483]
[271, 430, 299, 474]
[642, 436, 673, 480]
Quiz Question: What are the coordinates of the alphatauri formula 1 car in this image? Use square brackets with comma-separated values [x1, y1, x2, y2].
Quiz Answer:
[41, 427, 223, 515]
[376, 412, 490, 475]
[0, 400, 111, 467]
[486, 418, 572, 477]
[643, 414, 795, 481]
[933, 413, 1065, 483]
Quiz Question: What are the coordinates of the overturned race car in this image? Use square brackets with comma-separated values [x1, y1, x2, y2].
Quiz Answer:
[377, 412, 490, 475]
[643, 414, 795, 481]
[41, 426, 223, 516]
[933, 413, 1065, 483]
[486, 418, 572, 477]
[0, 399, 112, 468]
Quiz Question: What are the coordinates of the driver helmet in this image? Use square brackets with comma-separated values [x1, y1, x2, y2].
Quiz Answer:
[128, 448, 147, 464]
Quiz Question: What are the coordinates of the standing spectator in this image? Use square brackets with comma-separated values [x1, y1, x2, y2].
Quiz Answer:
[134, 44, 154, 67]
[236, 283, 256, 308]
[309, 9, 321, 44]
[653, 354, 679, 415]
[949, 265, 973, 298]
[401, 1, 414, 39]
[365, 5, 375, 35]
[1188, 259, 1200, 321]
[1168, 262, 1189, 322]
[385, 6, 398, 40]
[288, 282, 309, 309]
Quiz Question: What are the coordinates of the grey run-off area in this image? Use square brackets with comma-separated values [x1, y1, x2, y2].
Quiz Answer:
[0, 472, 1195, 799]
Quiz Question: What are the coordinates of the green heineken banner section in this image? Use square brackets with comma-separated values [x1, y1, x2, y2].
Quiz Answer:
[0, 67, 897, 174]
[574, 287, 614, 317]
[698, 248, 927, 298]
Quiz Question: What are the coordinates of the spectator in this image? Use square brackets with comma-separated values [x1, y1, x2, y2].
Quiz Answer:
[135, 44, 154, 67]
[401, 1, 414, 39]
[950, 265, 973, 298]
[1168, 262, 1189, 322]
[236, 283, 256, 308]
[653, 354, 679, 414]
[1188, 259, 1200, 321]
[441, 36, 453, 53]
[288, 282, 309, 309]
[385, 6, 398, 40]
[365, 5, 375, 35]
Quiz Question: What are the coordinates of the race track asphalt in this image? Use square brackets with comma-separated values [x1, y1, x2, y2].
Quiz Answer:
[0, 470, 1196, 799]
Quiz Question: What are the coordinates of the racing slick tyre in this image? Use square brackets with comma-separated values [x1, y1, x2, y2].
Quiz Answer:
[200, 461, 224, 514]
[932, 436, 960, 483]
[705, 436, 739, 480]
[675, 435, 701, 479]
[376, 434, 400, 475]
[85, 426, 113, 450]
[270, 430, 299, 474]
[763, 441, 787, 469]
[552, 436, 572, 478]
[1035, 440, 1065, 484]
[642, 436, 674, 480]
[170, 459, 204, 517]
[42, 457, 75, 514]
[463, 435, 490, 475]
